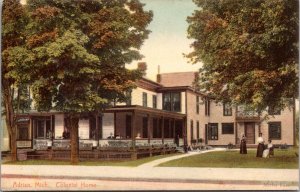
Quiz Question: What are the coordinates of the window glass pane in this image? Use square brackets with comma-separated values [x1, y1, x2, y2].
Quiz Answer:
[142, 117, 148, 138]
[269, 122, 281, 139]
[172, 93, 181, 112]
[163, 93, 171, 111]
[208, 123, 218, 140]
[223, 103, 232, 116]
[37, 120, 45, 138]
[142, 92, 147, 107]
[153, 95, 157, 108]
[222, 123, 234, 134]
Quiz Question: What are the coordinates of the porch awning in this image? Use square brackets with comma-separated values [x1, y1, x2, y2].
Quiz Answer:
[105, 105, 186, 119]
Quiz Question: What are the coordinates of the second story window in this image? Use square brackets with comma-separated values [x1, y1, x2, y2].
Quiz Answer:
[125, 90, 132, 106]
[152, 95, 157, 109]
[196, 96, 200, 114]
[205, 99, 210, 116]
[223, 103, 232, 116]
[142, 92, 147, 107]
[163, 92, 181, 112]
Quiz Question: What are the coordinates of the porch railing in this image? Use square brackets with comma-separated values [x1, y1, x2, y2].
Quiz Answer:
[236, 110, 260, 121]
[33, 138, 177, 150]
[17, 140, 32, 148]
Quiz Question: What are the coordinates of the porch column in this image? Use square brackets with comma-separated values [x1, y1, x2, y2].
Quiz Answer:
[95, 114, 100, 147]
[147, 114, 152, 157]
[147, 114, 151, 144]
[131, 110, 137, 149]
[161, 116, 164, 144]
[172, 118, 175, 142]
[183, 117, 187, 149]
[114, 112, 116, 137]
[235, 121, 238, 145]
[131, 110, 137, 160]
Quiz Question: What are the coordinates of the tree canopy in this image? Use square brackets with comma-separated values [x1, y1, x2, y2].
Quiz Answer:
[2, 0, 31, 161]
[25, 0, 152, 114]
[187, 0, 298, 112]
[2, 0, 152, 163]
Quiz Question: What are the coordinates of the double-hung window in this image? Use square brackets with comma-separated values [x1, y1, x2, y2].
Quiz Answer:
[208, 123, 218, 140]
[163, 92, 181, 112]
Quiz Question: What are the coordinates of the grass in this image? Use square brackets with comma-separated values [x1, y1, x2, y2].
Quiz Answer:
[159, 148, 299, 169]
[3, 153, 179, 167]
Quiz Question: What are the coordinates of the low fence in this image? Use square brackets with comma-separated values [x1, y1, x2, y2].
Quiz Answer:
[24, 145, 177, 161]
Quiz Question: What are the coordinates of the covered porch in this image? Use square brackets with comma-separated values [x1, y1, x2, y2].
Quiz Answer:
[16, 106, 187, 161]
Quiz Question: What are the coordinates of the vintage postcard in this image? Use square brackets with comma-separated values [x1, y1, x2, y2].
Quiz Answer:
[1, 0, 299, 191]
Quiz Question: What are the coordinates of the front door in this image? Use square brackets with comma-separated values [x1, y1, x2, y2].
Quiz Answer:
[244, 122, 255, 144]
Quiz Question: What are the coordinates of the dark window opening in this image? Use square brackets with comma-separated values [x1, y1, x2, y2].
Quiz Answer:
[196, 96, 200, 114]
[163, 92, 181, 112]
[208, 123, 218, 140]
[153, 95, 157, 109]
[126, 115, 132, 139]
[142, 92, 147, 107]
[222, 123, 234, 134]
[205, 99, 210, 116]
[126, 90, 132, 105]
[142, 117, 148, 138]
[223, 103, 232, 116]
[153, 118, 162, 138]
[197, 121, 200, 139]
[33, 117, 52, 139]
[269, 122, 281, 139]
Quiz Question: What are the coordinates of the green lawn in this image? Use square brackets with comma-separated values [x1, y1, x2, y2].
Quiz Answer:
[159, 148, 299, 169]
[3, 153, 179, 167]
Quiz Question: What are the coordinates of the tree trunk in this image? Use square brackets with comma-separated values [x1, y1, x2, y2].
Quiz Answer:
[66, 114, 79, 164]
[2, 82, 17, 161]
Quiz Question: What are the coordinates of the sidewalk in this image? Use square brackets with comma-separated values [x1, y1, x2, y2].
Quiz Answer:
[1, 148, 299, 190]
[138, 147, 226, 168]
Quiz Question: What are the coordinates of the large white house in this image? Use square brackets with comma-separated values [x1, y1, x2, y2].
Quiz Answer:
[2, 64, 296, 154]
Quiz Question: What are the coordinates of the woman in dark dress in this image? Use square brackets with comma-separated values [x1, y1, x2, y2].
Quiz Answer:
[240, 134, 247, 154]
[256, 133, 264, 157]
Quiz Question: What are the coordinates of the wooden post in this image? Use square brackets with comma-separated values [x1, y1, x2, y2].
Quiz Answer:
[161, 116, 165, 155]
[183, 117, 187, 152]
[95, 114, 99, 148]
[147, 114, 152, 157]
[131, 110, 137, 160]
[114, 112, 116, 138]
[172, 119, 175, 144]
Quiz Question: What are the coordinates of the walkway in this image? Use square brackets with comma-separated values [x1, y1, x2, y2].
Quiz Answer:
[1, 148, 298, 190]
[138, 147, 226, 168]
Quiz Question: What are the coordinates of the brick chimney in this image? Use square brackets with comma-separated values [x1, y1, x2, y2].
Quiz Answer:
[156, 65, 161, 83]
[137, 62, 147, 77]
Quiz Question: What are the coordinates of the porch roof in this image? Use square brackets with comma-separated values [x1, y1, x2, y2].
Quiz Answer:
[105, 105, 186, 119]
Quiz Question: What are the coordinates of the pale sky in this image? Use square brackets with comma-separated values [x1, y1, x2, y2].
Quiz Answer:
[126, 0, 202, 81]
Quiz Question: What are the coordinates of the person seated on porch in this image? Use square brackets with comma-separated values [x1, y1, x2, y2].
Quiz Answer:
[47, 130, 52, 139]
[263, 140, 274, 158]
[136, 133, 141, 139]
[62, 130, 70, 139]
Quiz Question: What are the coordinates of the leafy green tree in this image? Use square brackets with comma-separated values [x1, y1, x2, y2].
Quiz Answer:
[2, 0, 31, 161]
[187, 0, 298, 112]
[25, 0, 152, 164]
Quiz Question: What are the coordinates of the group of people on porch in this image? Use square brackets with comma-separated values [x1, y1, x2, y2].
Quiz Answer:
[239, 132, 274, 158]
